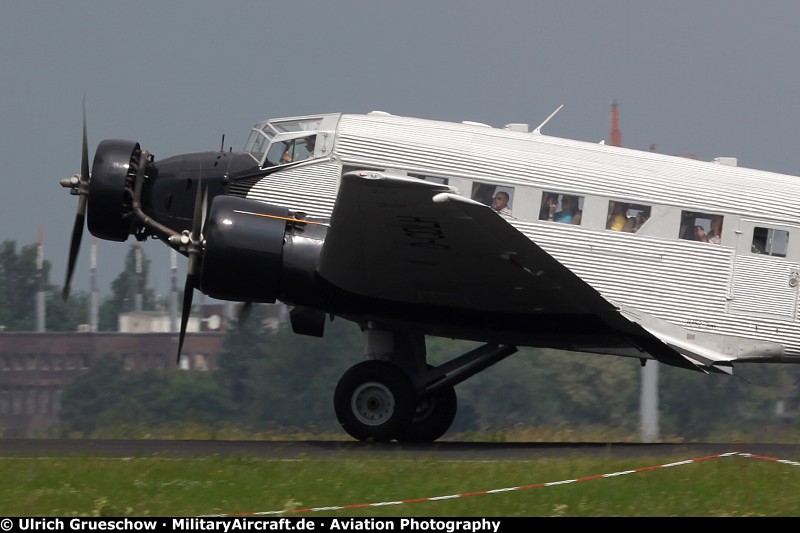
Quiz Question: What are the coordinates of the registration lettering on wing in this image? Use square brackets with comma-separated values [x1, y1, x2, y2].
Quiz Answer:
[397, 215, 449, 249]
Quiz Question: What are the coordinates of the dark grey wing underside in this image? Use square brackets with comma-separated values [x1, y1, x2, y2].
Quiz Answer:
[317, 171, 711, 372]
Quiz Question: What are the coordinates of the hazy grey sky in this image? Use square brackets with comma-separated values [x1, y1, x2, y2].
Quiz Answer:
[2, 1, 800, 297]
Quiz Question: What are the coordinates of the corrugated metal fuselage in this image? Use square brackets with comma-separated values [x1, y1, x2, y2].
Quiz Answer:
[237, 112, 800, 360]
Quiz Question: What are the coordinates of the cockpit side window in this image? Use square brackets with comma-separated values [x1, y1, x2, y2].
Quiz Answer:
[264, 135, 317, 168]
[296, 136, 316, 160]
[266, 141, 291, 167]
[245, 130, 270, 163]
[248, 116, 323, 167]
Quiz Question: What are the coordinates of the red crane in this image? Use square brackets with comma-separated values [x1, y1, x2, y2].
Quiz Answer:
[610, 100, 622, 147]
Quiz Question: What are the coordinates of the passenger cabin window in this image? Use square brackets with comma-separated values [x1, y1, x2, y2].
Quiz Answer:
[606, 201, 651, 233]
[752, 227, 789, 257]
[679, 211, 724, 244]
[540, 192, 584, 225]
[471, 182, 514, 217]
[412, 174, 449, 185]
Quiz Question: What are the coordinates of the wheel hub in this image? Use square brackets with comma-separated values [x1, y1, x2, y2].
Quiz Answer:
[352, 381, 395, 426]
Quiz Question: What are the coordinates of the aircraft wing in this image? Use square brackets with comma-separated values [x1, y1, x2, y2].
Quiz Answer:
[319, 170, 613, 314]
[317, 170, 705, 372]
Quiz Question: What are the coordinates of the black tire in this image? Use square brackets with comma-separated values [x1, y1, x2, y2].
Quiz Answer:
[397, 385, 458, 442]
[334, 360, 416, 442]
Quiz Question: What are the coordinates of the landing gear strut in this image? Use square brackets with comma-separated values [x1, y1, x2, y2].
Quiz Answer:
[333, 327, 517, 443]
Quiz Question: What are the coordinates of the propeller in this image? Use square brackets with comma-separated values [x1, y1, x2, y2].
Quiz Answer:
[61, 100, 91, 300]
[176, 181, 207, 364]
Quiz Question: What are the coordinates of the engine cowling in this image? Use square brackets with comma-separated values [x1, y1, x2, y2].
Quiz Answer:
[199, 196, 289, 302]
[198, 195, 329, 311]
[87, 139, 140, 241]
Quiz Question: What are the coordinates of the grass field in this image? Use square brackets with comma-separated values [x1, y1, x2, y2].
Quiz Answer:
[2, 450, 799, 517]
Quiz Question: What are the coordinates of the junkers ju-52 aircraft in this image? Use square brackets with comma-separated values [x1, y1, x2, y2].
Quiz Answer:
[60, 108, 800, 442]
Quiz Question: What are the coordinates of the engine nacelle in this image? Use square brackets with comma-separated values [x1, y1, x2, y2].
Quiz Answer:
[199, 196, 327, 306]
[87, 139, 140, 241]
[200, 196, 288, 302]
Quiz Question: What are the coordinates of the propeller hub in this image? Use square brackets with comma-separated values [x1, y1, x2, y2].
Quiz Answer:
[59, 175, 81, 189]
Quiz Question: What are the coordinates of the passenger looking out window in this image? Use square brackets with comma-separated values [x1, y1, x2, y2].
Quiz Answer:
[679, 211, 724, 244]
[707, 215, 723, 244]
[607, 202, 633, 232]
[540, 192, 583, 225]
[556, 195, 582, 224]
[606, 201, 651, 233]
[540, 193, 558, 221]
[471, 182, 515, 217]
[492, 191, 512, 216]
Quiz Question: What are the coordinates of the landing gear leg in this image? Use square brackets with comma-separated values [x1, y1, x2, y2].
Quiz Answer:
[334, 323, 517, 443]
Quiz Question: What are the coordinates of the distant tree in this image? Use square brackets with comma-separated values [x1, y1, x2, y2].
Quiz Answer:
[217, 307, 359, 431]
[246, 316, 360, 430]
[450, 345, 639, 434]
[98, 243, 157, 331]
[60, 356, 235, 436]
[215, 305, 275, 408]
[0, 240, 87, 331]
[659, 362, 800, 439]
[46, 291, 89, 332]
[0, 240, 40, 330]
[60, 357, 131, 435]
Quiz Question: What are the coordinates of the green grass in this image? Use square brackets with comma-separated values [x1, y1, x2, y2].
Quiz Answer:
[2, 452, 799, 517]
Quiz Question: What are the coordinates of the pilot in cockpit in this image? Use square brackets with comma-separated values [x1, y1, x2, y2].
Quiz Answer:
[277, 136, 317, 165]
[280, 145, 293, 164]
[303, 136, 316, 159]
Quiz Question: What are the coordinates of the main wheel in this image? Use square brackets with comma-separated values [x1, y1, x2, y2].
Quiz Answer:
[334, 360, 416, 442]
[397, 385, 457, 442]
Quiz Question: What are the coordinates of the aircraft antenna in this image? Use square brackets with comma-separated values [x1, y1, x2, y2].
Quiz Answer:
[532, 104, 564, 135]
[219, 134, 225, 153]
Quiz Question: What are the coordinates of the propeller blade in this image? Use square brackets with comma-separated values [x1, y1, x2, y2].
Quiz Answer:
[177, 182, 206, 364]
[62, 197, 86, 300]
[201, 189, 208, 236]
[177, 270, 195, 364]
[191, 182, 203, 242]
[81, 98, 89, 185]
[63, 101, 92, 301]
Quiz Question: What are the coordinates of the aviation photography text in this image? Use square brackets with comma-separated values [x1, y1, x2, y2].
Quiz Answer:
[10, 517, 504, 533]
